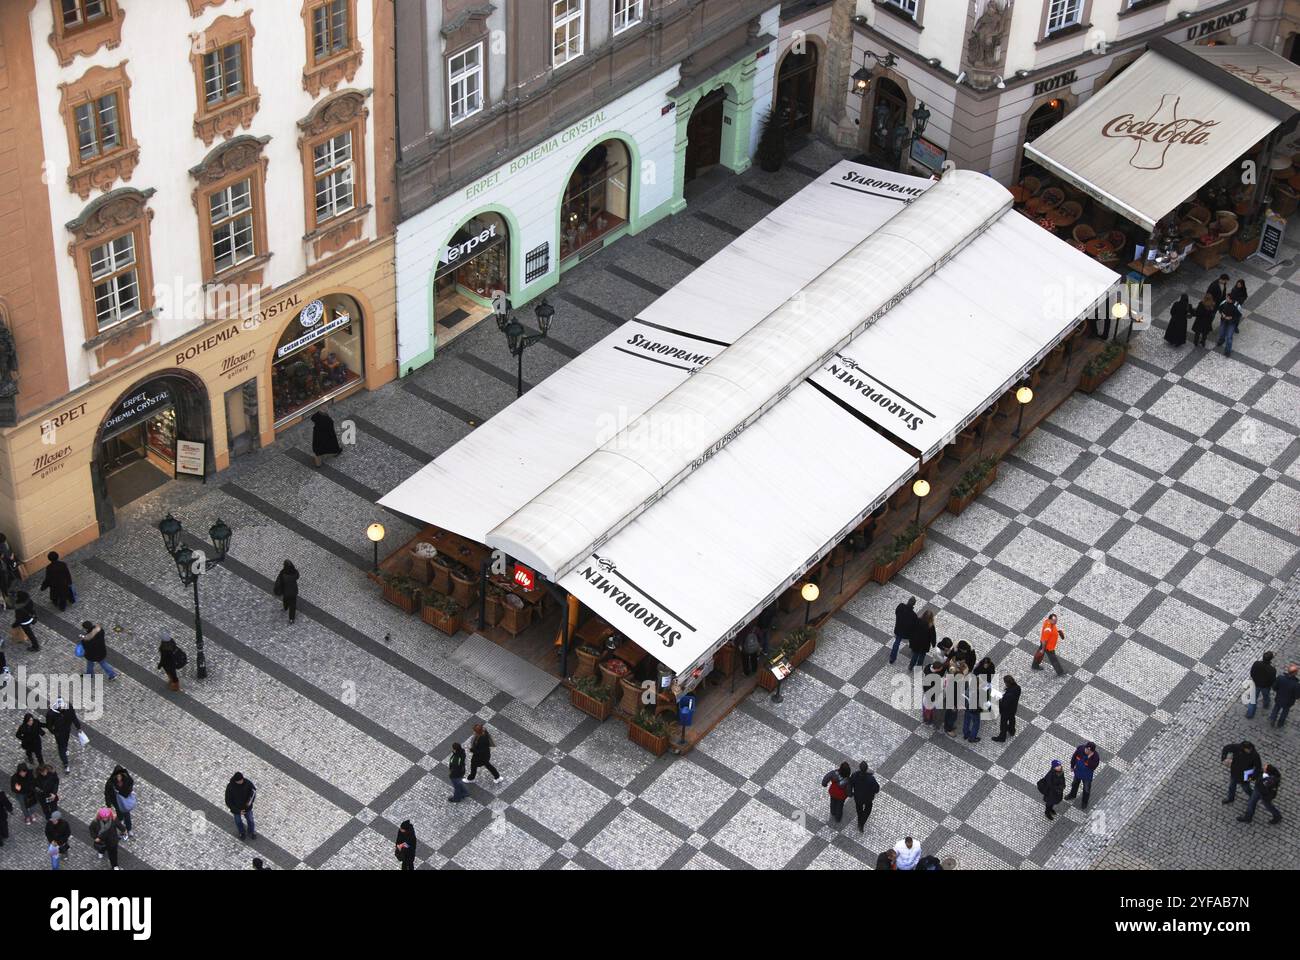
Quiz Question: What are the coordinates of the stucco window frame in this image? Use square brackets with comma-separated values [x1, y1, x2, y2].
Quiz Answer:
[872, 0, 924, 31]
[612, 0, 645, 35]
[66, 188, 157, 348]
[190, 135, 273, 289]
[551, 0, 586, 69]
[59, 62, 140, 201]
[298, 90, 372, 260]
[301, 0, 364, 98]
[1036, 0, 1093, 46]
[190, 11, 261, 147]
[48, 0, 126, 67]
[446, 39, 488, 128]
[1117, 0, 1168, 18]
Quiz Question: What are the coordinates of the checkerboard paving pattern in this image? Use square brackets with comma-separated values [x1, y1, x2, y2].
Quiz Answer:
[2, 139, 1298, 872]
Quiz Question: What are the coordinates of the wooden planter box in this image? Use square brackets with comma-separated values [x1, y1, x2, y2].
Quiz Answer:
[870, 533, 927, 584]
[570, 686, 612, 721]
[450, 573, 478, 610]
[757, 669, 778, 691]
[499, 601, 533, 636]
[428, 562, 452, 595]
[627, 720, 670, 756]
[787, 636, 817, 670]
[1079, 349, 1127, 394]
[947, 464, 1000, 516]
[1231, 235, 1259, 261]
[573, 646, 601, 680]
[483, 593, 504, 627]
[382, 585, 418, 613]
[420, 603, 461, 636]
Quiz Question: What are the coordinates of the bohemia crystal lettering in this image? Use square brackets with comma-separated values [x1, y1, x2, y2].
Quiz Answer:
[1100, 95, 1218, 170]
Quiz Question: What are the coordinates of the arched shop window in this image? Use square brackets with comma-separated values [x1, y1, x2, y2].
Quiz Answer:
[271, 293, 363, 425]
[561, 139, 630, 261]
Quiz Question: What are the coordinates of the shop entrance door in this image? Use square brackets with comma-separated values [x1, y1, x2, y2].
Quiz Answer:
[776, 47, 818, 137]
[868, 78, 907, 170]
[225, 378, 259, 459]
[685, 88, 726, 184]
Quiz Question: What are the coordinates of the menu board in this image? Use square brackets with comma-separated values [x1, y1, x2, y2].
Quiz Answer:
[175, 440, 206, 477]
[1256, 211, 1286, 265]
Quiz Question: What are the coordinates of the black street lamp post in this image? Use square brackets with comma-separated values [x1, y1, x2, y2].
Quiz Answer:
[495, 298, 556, 397]
[158, 513, 231, 680]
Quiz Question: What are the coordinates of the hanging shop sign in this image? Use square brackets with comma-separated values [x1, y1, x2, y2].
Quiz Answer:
[513, 563, 535, 591]
[175, 439, 206, 477]
[101, 382, 173, 440]
[1033, 69, 1076, 97]
[300, 300, 326, 328]
[276, 312, 353, 359]
[909, 136, 947, 173]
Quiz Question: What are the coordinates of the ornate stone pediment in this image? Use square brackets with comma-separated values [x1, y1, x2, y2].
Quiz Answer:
[442, 2, 496, 36]
[298, 89, 371, 137]
[65, 187, 156, 246]
[188, 134, 272, 185]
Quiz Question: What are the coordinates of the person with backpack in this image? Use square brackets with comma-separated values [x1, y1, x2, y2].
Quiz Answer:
[891, 596, 917, 665]
[1237, 764, 1282, 825]
[225, 772, 257, 840]
[992, 675, 1021, 742]
[1038, 760, 1066, 820]
[45, 810, 71, 869]
[848, 761, 880, 832]
[90, 807, 125, 869]
[43, 697, 83, 773]
[448, 742, 469, 803]
[77, 621, 118, 680]
[1065, 742, 1100, 809]
[1247, 652, 1277, 719]
[1032, 613, 1065, 676]
[15, 712, 45, 766]
[33, 763, 59, 821]
[821, 762, 852, 825]
[104, 765, 136, 840]
[272, 561, 300, 623]
[467, 723, 502, 784]
[157, 633, 187, 692]
[395, 820, 418, 870]
[11, 590, 39, 651]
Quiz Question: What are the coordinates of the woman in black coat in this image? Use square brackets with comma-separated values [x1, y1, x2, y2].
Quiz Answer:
[1191, 293, 1216, 348]
[39, 552, 74, 611]
[105, 765, 136, 838]
[1039, 761, 1066, 819]
[1164, 293, 1189, 347]
[310, 408, 343, 467]
[10, 763, 37, 825]
[15, 712, 45, 766]
[11, 590, 39, 651]
[158, 634, 184, 692]
[992, 675, 1020, 743]
[33, 764, 59, 821]
[273, 561, 300, 623]
[1229, 279, 1248, 308]
[395, 820, 418, 870]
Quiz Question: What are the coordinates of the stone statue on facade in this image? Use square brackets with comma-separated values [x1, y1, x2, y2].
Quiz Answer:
[965, 0, 1010, 69]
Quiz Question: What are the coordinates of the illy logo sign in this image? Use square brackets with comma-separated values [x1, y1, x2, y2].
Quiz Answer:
[1101, 94, 1218, 170]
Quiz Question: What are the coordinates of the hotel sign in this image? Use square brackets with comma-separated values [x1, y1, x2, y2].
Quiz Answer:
[1033, 69, 1076, 97]
[1185, 6, 1249, 41]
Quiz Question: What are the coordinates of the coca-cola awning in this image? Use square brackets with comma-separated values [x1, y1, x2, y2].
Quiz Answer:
[1024, 40, 1298, 233]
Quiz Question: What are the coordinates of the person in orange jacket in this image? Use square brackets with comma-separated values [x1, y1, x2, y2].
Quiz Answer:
[1032, 613, 1066, 676]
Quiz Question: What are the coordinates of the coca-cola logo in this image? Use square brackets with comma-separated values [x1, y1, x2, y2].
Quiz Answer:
[1101, 95, 1219, 170]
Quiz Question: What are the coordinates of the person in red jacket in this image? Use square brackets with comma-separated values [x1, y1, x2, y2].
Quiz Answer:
[1032, 613, 1065, 676]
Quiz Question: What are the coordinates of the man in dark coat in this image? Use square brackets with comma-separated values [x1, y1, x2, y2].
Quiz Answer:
[1038, 760, 1065, 820]
[78, 621, 118, 680]
[987, 671, 1019, 738]
[890, 596, 917, 665]
[1238, 764, 1282, 825]
[1065, 742, 1100, 809]
[1220, 740, 1259, 804]
[310, 408, 343, 467]
[11, 590, 39, 651]
[272, 561, 300, 623]
[39, 552, 74, 611]
[45, 810, 71, 868]
[1270, 664, 1299, 728]
[394, 820, 418, 870]
[1247, 652, 1276, 719]
[848, 760, 880, 833]
[43, 697, 82, 773]
[1206, 274, 1229, 310]
[907, 610, 936, 671]
[225, 772, 257, 840]
[15, 712, 45, 765]
[1215, 299, 1242, 358]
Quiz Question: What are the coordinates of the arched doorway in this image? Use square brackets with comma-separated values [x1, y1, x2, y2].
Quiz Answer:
[1020, 98, 1068, 180]
[92, 370, 212, 532]
[560, 139, 631, 261]
[435, 212, 510, 339]
[867, 77, 908, 170]
[685, 87, 727, 184]
[270, 293, 365, 426]
[776, 44, 818, 136]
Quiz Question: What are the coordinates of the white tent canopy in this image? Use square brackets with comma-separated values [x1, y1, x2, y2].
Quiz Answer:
[1023, 43, 1286, 232]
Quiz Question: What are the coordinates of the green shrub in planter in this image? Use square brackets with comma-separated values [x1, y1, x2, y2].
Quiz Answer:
[631, 710, 669, 738]
[1083, 342, 1123, 379]
[427, 592, 461, 615]
[756, 110, 786, 172]
[782, 626, 819, 657]
[953, 458, 998, 499]
[573, 675, 612, 702]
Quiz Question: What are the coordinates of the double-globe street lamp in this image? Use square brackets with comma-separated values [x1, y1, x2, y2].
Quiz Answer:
[158, 513, 232, 680]
[495, 297, 556, 398]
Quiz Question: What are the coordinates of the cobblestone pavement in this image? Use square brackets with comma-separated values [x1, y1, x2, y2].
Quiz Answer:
[2, 139, 1299, 870]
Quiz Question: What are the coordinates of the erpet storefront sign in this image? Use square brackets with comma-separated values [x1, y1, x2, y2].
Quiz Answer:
[101, 382, 172, 439]
[1033, 69, 1076, 97]
[1185, 6, 1249, 41]
[1101, 96, 1218, 170]
[40, 401, 87, 441]
[463, 110, 609, 201]
[438, 222, 499, 274]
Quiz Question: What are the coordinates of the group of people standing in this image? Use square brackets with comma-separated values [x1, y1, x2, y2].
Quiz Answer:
[1165, 273, 1248, 356]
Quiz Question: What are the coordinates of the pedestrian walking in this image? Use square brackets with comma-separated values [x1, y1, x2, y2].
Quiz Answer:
[961, 667, 983, 743]
[39, 552, 75, 611]
[893, 835, 921, 870]
[1038, 760, 1066, 820]
[1191, 292, 1216, 347]
[157, 633, 187, 692]
[394, 820, 418, 870]
[11, 762, 37, 825]
[252, 858, 266, 870]
[1269, 664, 1299, 727]
[741, 628, 761, 675]
[310, 406, 343, 468]
[43, 697, 83, 773]
[1032, 613, 1065, 676]
[1065, 742, 1100, 809]
[1220, 740, 1259, 805]
[907, 609, 936, 671]
[447, 742, 469, 802]
[820, 761, 852, 825]
[991, 675, 1020, 742]
[11, 590, 40, 651]
[891, 596, 917, 665]
[1164, 293, 1189, 347]
[0, 789, 12, 846]
[33, 763, 59, 821]
[90, 807, 124, 869]
[104, 765, 136, 839]
[77, 621, 118, 680]
[1246, 651, 1276, 720]
[848, 761, 880, 833]
[272, 561, 300, 623]
[1237, 764, 1282, 825]
[1215, 300, 1242, 357]
[15, 712, 45, 766]
[466, 723, 502, 783]
[225, 772, 257, 840]
[45, 810, 71, 869]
